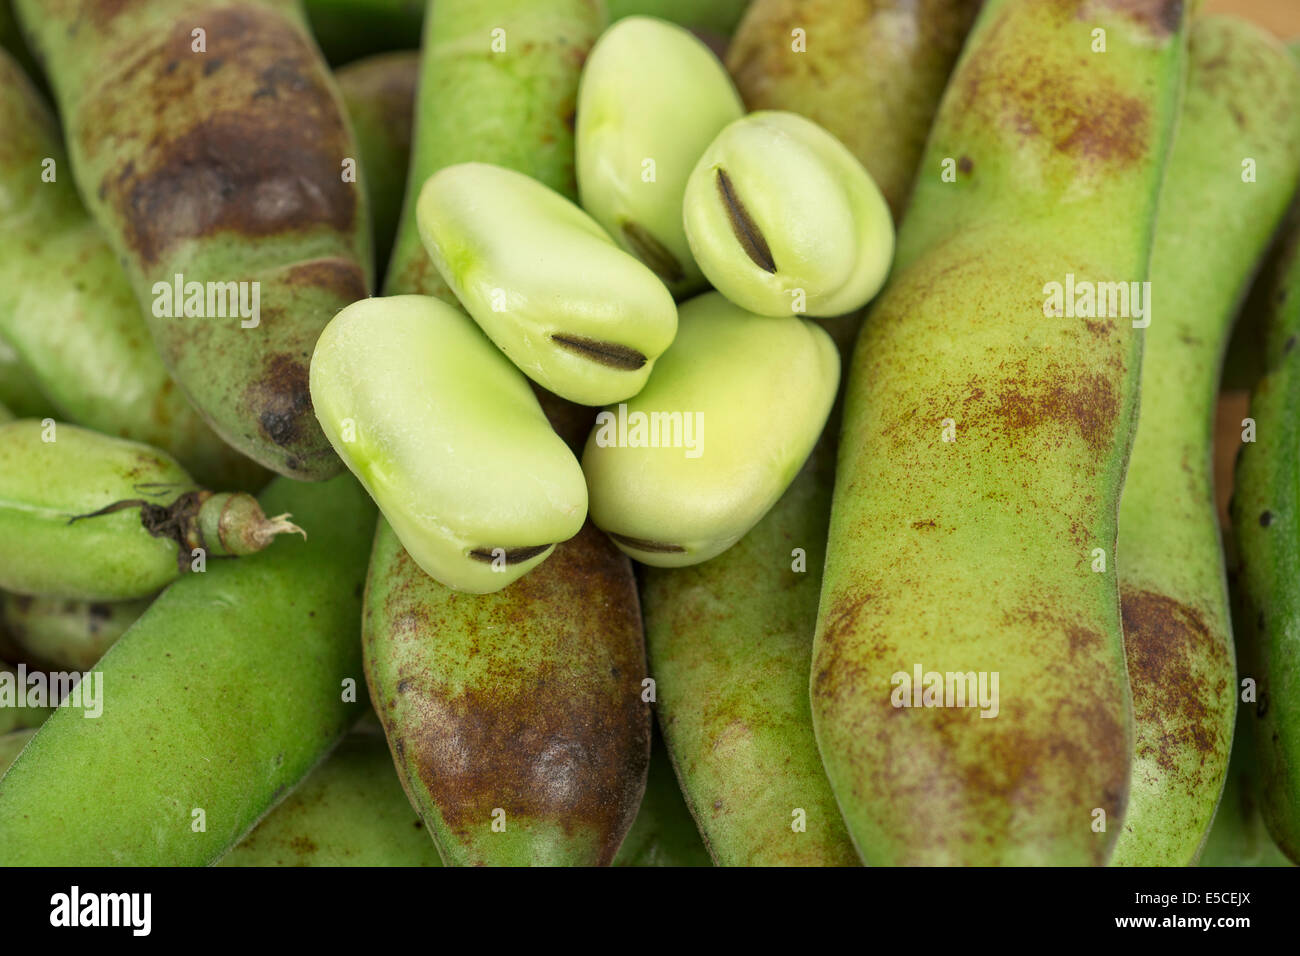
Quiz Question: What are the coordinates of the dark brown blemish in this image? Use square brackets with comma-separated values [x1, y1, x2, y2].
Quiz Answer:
[376, 521, 649, 864]
[1121, 588, 1231, 778]
[716, 167, 776, 274]
[550, 335, 646, 371]
[1260, 511, 1274, 527]
[86, 8, 357, 267]
[467, 545, 552, 565]
[606, 533, 686, 554]
[620, 221, 685, 285]
[280, 258, 367, 305]
[958, 156, 974, 174]
[253, 354, 312, 448]
[953, 3, 1155, 170]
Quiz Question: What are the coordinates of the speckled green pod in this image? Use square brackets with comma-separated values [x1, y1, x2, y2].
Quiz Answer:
[363, 518, 651, 866]
[15, 0, 372, 481]
[0, 728, 35, 776]
[0, 48, 265, 490]
[727, 0, 983, 220]
[1232, 196, 1300, 867]
[0, 474, 374, 866]
[1111, 17, 1300, 868]
[310, 294, 588, 594]
[612, 731, 711, 867]
[219, 729, 444, 866]
[813, 0, 1188, 865]
[384, 0, 604, 299]
[417, 163, 678, 406]
[337, 51, 418, 279]
[683, 111, 894, 318]
[576, 16, 743, 295]
[0, 664, 52, 735]
[1, 593, 152, 672]
[0, 420, 303, 601]
[1199, 699, 1296, 867]
[583, 291, 838, 567]
[642, 436, 857, 865]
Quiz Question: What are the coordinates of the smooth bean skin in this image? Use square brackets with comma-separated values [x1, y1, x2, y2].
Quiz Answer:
[583, 292, 838, 567]
[683, 111, 894, 318]
[311, 294, 588, 594]
[0, 474, 375, 866]
[577, 15, 743, 296]
[219, 729, 444, 867]
[417, 162, 679, 407]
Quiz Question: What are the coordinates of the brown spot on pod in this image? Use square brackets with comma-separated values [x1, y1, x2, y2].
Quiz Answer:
[250, 354, 313, 449]
[1120, 587, 1232, 780]
[83, 8, 358, 267]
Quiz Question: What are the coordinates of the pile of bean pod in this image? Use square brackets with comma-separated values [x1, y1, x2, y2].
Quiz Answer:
[1, 0, 1299, 869]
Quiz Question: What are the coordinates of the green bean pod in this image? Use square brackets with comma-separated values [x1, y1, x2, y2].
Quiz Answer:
[1232, 198, 1300, 866]
[1111, 16, 1300, 867]
[727, 0, 983, 219]
[15, 0, 373, 481]
[384, 0, 604, 299]
[813, 0, 1188, 865]
[1, 593, 152, 671]
[0, 474, 374, 866]
[0, 420, 302, 601]
[364, 518, 651, 866]
[0, 48, 266, 490]
[219, 729, 444, 866]
[642, 436, 858, 865]
[336, 51, 419, 279]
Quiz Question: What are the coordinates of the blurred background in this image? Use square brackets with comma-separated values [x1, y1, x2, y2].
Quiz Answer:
[1208, 0, 1300, 37]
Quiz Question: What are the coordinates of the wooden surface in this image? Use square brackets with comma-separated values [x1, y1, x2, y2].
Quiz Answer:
[1205, 0, 1300, 38]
